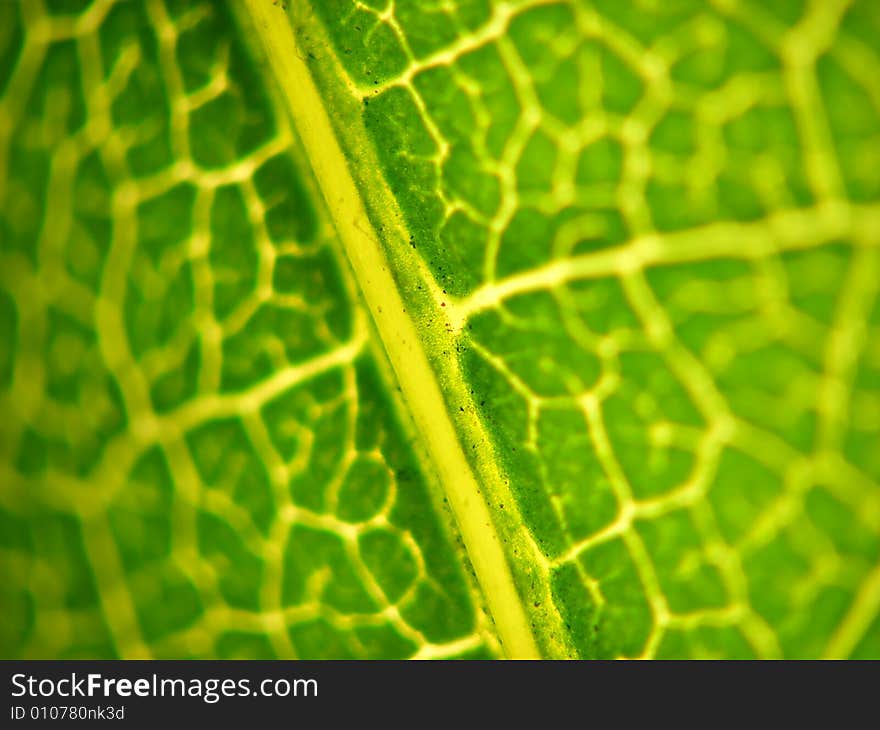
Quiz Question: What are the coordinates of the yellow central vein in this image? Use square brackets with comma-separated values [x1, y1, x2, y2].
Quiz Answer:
[239, 0, 540, 659]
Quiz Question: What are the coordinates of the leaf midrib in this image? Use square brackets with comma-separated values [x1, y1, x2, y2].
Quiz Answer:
[239, 0, 543, 659]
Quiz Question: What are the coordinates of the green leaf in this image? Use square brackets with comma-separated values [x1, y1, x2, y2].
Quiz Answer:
[2, 0, 879, 659]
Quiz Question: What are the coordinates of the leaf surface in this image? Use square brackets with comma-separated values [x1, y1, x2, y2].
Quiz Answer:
[271, 0, 880, 659]
[2, 0, 880, 659]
